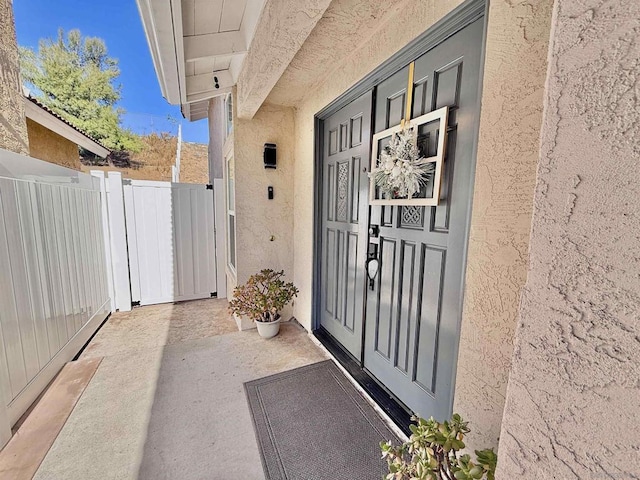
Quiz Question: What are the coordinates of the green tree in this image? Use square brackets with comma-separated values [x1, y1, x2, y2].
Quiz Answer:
[20, 29, 141, 152]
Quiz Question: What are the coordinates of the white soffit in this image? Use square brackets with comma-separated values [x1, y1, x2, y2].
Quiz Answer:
[137, 0, 265, 121]
[136, 0, 184, 105]
[182, 100, 209, 122]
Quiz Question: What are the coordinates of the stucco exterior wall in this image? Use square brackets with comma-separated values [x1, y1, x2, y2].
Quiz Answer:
[496, 1, 640, 478]
[453, 0, 553, 451]
[232, 102, 296, 318]
[0, 0, 28, 155]
[26, 118, 81, 169]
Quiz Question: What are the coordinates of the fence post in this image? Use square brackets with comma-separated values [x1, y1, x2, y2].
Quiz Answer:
[213, 178, 227, 299]
[0, 336, 12, 447]
[91, 171, 116, 311]
[0, 177, 14, 445]
[106, 172, 132, 311]
[122, 181, 141, 304]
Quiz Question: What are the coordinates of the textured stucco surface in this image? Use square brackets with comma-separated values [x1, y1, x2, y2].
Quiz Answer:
[496, 1, 640, 478]
[0, 0, 28, 155]
[232, 102, 297, 319]
[453, 0, 553, 451]
[26, 118, 81, 169]
[265, 0, 414, 107]
[236, 0, 333, 119]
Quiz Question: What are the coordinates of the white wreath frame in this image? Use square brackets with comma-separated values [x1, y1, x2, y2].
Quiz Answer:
[369, 106, 449, 206]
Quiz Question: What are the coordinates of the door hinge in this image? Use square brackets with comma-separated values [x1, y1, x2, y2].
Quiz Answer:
[210, 292, 217, 298]
[206, 184, 213, 190]
[131, 300, 141, 307]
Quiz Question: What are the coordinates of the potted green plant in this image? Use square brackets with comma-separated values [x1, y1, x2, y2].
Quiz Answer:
[381, 413, 497, 480]
[228, 269, 299, 338]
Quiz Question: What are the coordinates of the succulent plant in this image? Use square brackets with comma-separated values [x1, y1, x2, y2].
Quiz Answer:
[228, 269, 298, 323]
[381, 414, 497, 480]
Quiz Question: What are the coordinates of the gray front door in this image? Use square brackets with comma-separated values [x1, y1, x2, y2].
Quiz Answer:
[319, 91, 372, 359]
[364, 18, 484, 420]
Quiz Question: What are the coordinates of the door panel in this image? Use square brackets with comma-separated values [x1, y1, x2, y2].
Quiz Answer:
[376, 66, 410, 131]
[364, 18, 484, 420]
[319, 92, 372, 359]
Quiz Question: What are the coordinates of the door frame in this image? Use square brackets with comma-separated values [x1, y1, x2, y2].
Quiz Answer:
[312, 0, 489, 429]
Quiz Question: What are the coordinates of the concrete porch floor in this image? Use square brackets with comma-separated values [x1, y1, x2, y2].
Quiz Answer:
[32, 299, 328, 479]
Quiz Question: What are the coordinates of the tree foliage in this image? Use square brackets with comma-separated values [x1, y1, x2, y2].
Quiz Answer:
[20, 29, 141, 152]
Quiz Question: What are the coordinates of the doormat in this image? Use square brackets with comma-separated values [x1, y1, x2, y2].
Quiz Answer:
[244, 360, 401, 480]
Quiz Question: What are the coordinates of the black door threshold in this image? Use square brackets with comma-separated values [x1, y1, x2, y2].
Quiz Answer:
[314, 327, 413, 437]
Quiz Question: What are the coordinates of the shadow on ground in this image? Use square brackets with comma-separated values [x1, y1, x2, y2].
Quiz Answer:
[136, 312, 325, 479]
[32, 299, 326, 480]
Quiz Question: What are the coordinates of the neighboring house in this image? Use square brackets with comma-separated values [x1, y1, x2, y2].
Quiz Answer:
[23, 92, 110, 169]
[137, 0, 638, 478]
[1, 0, 108, 171]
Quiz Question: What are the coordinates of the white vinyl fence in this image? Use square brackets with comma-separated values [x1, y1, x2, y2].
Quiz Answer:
[96, 173, 226, 309]
[0, 150, 110, 444]
[0, 150, 224, 447]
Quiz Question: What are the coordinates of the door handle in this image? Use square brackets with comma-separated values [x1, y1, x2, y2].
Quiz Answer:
[366, 253, 379, 290]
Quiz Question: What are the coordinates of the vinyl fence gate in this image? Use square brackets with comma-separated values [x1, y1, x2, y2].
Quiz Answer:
[99, 173, 225, 310]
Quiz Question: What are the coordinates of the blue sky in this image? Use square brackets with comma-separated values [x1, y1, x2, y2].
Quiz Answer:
[14, 0, 209, 144]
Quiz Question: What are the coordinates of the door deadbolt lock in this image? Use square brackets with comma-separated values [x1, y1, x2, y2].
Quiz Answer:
[369, 224, 379, 238]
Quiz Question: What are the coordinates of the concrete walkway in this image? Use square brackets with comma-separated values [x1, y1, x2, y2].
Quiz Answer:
[32, 299, 328, 480]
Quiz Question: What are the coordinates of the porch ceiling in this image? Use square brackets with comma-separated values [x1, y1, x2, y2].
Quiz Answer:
[265, 0, 413, 108]
[137, 0, 413, 121]
[136, 0, 266, 121]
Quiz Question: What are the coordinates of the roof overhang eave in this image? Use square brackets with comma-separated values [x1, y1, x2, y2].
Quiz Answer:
[24, 98, 111, 158]
[181, 101, 210, 122]
[135, 0, 185, 105]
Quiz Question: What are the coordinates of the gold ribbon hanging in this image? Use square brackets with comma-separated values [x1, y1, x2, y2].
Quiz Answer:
[400, 61, 415, 130]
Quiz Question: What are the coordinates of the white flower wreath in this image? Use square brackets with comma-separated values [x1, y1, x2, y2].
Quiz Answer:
[369, 126, 435, 199]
